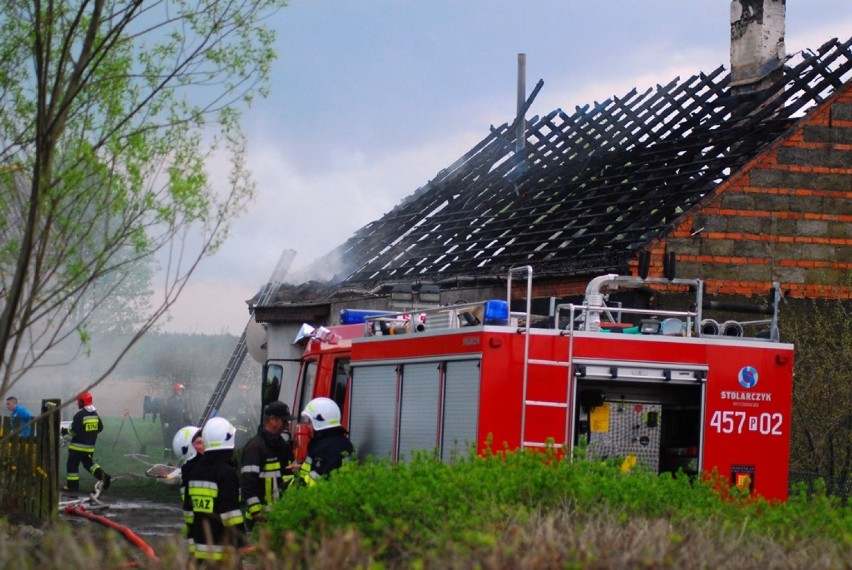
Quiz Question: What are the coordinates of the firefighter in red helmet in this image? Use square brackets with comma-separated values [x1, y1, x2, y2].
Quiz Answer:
[162, 382, 191, 459]
[61, 392, 111, 493]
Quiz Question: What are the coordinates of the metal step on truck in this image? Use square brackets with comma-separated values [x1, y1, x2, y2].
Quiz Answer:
[258, 267, 794, 501]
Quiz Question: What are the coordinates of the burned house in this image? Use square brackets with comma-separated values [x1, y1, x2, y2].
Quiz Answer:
[255, 3, 851, 328]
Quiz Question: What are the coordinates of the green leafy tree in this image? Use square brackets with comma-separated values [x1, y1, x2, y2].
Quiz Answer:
[0, 0, 286, 410]
[782, 288, 852, 503]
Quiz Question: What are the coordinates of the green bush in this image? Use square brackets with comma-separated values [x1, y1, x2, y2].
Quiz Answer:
[264, 447, 851, 564]
[2, 441, 848, 568]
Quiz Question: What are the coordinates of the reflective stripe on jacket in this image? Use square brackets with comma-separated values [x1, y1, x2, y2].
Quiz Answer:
[184, 449, 246, 560]
[239, 430, 294, 517]
[68, 406, 102, 453]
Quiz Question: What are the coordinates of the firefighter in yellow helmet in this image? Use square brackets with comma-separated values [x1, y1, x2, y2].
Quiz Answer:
[295, 397, 353, 487]
[61, 392, 111, 493]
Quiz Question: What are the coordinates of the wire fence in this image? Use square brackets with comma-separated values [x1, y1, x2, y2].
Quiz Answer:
[789, 469, 851, 505]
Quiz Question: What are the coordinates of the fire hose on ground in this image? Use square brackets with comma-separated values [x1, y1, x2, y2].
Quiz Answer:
[63, 504, 256, 565]
[64, 504, 159, 564]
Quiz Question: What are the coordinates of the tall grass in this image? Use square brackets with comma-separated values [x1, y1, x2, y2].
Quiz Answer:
[1, 440, 848, 568]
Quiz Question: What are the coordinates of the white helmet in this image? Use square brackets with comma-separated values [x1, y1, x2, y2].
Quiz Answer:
[202, 417, 237, 451]
[302, 397, 341, 431]
[172, 425, 201, 461]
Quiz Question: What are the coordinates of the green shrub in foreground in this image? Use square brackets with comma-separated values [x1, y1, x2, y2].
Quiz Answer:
[1, 446, 848, 569]
[265, 448, 851, 558]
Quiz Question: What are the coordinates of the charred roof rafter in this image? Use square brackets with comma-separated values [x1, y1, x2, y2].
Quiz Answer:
[306, 37, 852, 290]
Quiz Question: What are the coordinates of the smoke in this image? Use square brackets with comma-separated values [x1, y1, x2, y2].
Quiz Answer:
[2, 329, 260, 427]
[286, 247, 351, 285]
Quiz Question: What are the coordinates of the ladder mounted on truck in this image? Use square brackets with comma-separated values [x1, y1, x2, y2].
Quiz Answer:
[506, 267, 783, 452]
[196, 249, 296, 426]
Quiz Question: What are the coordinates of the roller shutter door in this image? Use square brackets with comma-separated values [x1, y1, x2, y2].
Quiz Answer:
[441, 359, 481, 462]
[349, 364, 397, 461]
[398, 362, 441, 461]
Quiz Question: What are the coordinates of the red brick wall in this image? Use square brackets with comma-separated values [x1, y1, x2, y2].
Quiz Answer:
[644, 82, 852, 299]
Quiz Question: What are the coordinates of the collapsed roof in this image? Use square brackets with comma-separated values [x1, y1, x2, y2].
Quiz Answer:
[300, 37, 851, 297]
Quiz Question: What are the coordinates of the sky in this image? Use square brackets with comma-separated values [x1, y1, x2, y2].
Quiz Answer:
[159, 0, 852, 335]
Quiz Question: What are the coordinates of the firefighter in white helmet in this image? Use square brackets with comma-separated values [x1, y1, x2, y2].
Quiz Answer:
[184, 417, 246, 563]
[173, 425, 203, 553]
[173, 424, 203, 492]
[295, 397, 354, 486]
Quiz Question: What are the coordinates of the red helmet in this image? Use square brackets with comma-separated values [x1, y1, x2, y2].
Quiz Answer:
[173, 383, 186, 395]
[77, 392, 93, 408]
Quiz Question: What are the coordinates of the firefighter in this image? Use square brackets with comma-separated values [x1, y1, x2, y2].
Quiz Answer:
[61, 392, 111, 493]
[294, 397, 354, 486]
[173, 424, 204, 495]
[161, 382, 191, 459]
[173, 425, 203, 554]
[5, 396, 34, 437]
[240, 401, 295, 526]
[184, 416, 247, 563]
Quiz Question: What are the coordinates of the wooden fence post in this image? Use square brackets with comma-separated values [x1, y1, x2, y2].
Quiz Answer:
[39, 399, 61, 520]
[0, 398, 61, 522]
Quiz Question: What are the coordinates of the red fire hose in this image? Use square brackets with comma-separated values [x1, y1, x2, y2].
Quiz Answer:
[65, 505, 159, 564]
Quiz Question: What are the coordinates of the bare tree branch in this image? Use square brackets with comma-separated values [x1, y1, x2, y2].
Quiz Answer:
[0, 0, 286, 416]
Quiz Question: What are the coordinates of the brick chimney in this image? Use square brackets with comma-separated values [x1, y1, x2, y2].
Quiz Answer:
[729, 0, 786, 95]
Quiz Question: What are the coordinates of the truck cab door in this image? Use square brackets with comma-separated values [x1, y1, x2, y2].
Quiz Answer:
[330, 357, 351, 427]
[292, 358, 318, 462]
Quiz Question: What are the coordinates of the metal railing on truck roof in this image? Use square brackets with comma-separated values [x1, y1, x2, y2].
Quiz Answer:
[359, 298, 510, 337]
[352, 268, 781, 342]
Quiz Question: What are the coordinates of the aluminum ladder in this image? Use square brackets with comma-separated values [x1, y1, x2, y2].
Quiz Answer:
[507, 266, 574, 452]
[508, 266, 581, 453]
[196, 250, 296, 426]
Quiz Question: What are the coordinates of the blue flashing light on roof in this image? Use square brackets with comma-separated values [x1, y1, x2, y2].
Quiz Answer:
[483, 300, 509, 325]
[339, 308, 397, 325]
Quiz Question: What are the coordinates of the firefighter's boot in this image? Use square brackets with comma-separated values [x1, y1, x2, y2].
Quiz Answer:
[63, 474, 80, 493]
[93, 467, 112, 490]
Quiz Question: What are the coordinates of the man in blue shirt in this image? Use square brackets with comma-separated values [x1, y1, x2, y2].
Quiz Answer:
[5, 396, 34, 437]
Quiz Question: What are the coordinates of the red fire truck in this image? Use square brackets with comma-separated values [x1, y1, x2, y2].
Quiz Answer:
[260, 268, 794, 501]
